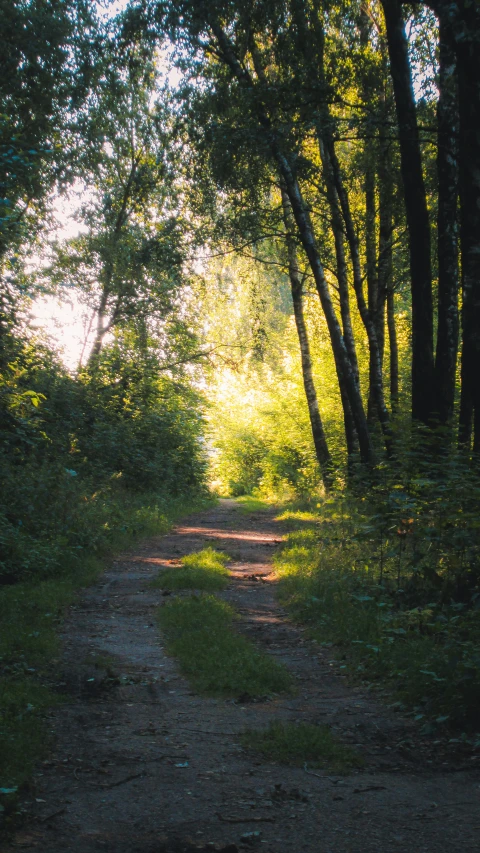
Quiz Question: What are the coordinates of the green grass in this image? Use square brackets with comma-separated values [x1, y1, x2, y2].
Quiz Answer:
[0, 679, 61, 794]
[274, 501, 480, 731]
[0, 560, 102, 793]
[151, 547, 230, 591]
[157, 594, 293, 697]
[241, 721, 362, 772]
[235, 495, 275, 513]
[0, 492, 214, 791]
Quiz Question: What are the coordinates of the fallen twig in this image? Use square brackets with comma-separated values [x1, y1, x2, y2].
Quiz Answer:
[353, 786, 387, 793]
[216, 813, 275, 824]
[303, 763, 347, 784]
[177, 727, 237, 736]
[38, 807, 66, 823]
[99, 772, 146, 789]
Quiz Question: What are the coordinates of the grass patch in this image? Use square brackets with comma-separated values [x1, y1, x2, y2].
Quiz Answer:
[235, 495, 275, 513]
[241, 721, 362, 772]
[157, 594, 293, 697]
[0, 679, 61, 794]
[151, 547, 230, 591]
[0, 492, 214, 790]
[275, 509, 319, 527]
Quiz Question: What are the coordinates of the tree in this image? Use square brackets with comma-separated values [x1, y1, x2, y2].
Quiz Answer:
[281, 186, 333, 488]
[380, 0, 435, 425]
[44, 48, 186, 369]
[0, 0, 98, 261]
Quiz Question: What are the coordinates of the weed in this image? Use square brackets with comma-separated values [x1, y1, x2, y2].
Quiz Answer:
[151, 547, 230, 591]
[241, 721, 362, 772]
[157, 594, 293, 697]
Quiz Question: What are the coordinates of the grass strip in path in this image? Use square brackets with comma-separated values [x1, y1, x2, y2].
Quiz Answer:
[157, 594, 293, 697]
[241, 721, 362, 773]
[151, 547, 230, 591]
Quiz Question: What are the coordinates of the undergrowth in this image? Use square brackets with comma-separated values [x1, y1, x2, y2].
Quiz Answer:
[275, 489, 480, 732]
[241, 721, 362, 772]
[235, 495, 277, 513]
[151, 546, 230, 591]
[157, 594, 292, 697]
[0, 491, 213, 798]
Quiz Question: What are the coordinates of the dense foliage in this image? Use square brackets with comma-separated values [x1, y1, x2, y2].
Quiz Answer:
[0, 328, 207, 586]
[1, 0, 479, 787]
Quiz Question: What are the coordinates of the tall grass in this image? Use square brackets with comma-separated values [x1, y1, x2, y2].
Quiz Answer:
[275, 499, 480, 732]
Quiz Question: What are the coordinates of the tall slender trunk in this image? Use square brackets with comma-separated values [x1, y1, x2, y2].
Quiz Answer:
[376, 104, 393, 367]
[381, 0, 434, 425]
[278, 155, 375, 465]
[87, 289, 110, 369]
[365, 157, 379, 423]
[377, 92, 395, 409]
[453, 1, 480, 454]
[434, 10, 459, 427]
[281, 188, 333, 489]
[306, 8, 391, 448]
[387, 287, 399, 411]
[323, 125, 392, 453]
[317, 134, 360, 390]
[210, 19, 375, 465]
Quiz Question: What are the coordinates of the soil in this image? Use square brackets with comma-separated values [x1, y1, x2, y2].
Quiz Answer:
[5, 500, 480, 853]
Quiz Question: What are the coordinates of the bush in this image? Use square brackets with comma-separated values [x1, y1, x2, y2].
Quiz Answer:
[0, 331, 208, 585]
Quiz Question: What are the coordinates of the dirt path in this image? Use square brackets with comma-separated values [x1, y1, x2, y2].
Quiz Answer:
[7, 500, 479, 852]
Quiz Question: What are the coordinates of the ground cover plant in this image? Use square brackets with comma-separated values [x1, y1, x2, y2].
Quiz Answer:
[152, 547, 230, 591]
[157, 594, 293, 697]
[0, 493, 211, 795]
[234, 496, 278, 514]
[274, 468, 480, 732]
[241, 721, 362, 772]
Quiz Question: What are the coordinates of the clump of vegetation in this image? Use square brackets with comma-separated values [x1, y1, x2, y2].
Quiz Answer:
[157, 594, 293, 697]
[152, 547, 230, 591]
[235, 495, 276, 513]
[0, 678, 61, 794]
[275, 475, 480, 730]
[241, 720, 361, 772]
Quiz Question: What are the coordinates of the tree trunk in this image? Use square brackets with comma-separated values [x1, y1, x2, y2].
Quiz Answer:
[434, 10, 459, 427]
[377, 92, 395, 407]
[453, 1, 480, 454]
[376, 109, 392, 361]
[381, 0, 435, 425]
[210, 19, 376, 466]
[387, 286, 399, 411]
[323, 126, 392, 453]
[365, 157, 379, 423]
[281, 188, 333, 489]
[317, 134, 360, 390]
[87, 289, 110, 368]
[278, 155, 375, 465]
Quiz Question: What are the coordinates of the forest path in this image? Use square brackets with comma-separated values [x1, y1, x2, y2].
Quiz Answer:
[8, 500, 479, 853]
